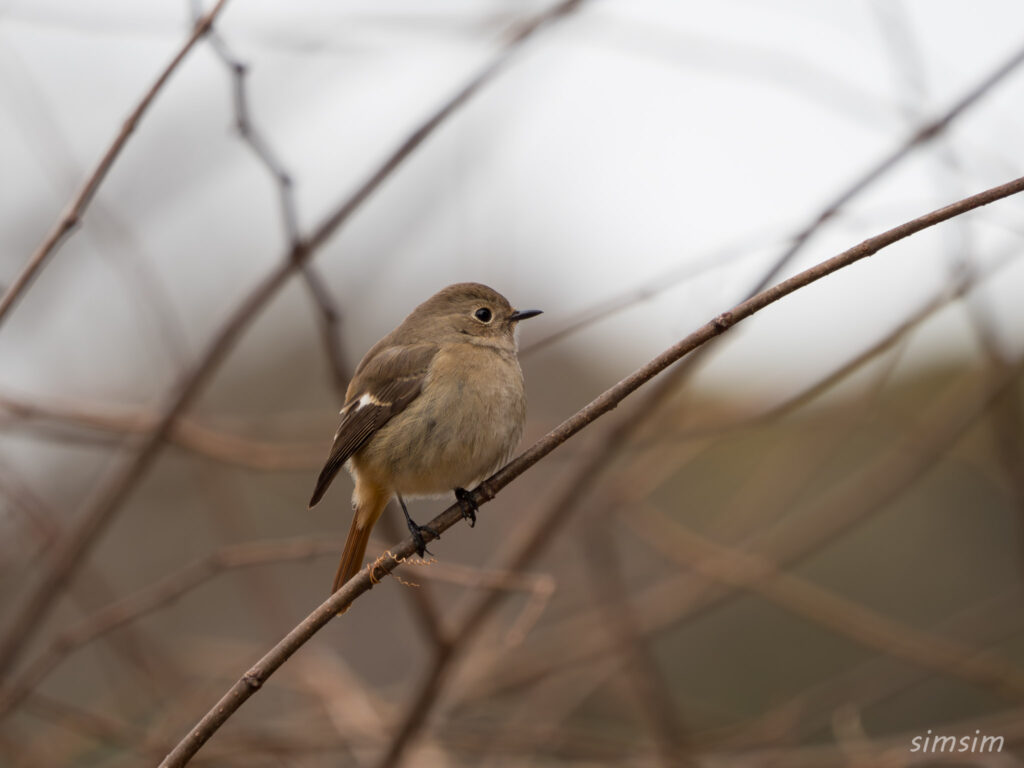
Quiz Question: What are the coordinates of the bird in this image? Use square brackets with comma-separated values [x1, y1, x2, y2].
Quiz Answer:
[309, 282, 541, 597]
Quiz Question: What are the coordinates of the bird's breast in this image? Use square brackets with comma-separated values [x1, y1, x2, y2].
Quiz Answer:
[353, 344, 526, 496]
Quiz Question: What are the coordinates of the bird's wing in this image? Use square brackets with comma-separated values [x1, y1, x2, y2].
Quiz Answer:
[308, 343, 437, 507]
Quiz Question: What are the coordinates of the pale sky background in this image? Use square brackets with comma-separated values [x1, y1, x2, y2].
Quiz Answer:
[1, 0, 1023, 410]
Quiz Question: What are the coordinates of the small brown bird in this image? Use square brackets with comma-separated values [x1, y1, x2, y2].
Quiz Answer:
[309, 282, 541, 596]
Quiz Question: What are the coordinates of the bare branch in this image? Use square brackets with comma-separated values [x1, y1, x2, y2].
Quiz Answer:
[0, 0, 233, 328]
[755, 39, 1024, 294]
[300, 264, 352, 398]
[628, 505, 1024, 700]
[718, 587, 1024, 749]
[582, 523, 694, 767]
[158, 175, 1024, 767]
[0, 392, 325, 470]
[461, 360, 1023, 705]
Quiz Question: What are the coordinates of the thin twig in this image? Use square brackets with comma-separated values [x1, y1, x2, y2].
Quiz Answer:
[634, 251, 1017, 447]
[716, 587, 1024, 749]
[301, 264, 352, 398]
[461, 363, 1022, 705]
[0, 529, 553, 726]
[0, 536, 342, 721]
[520, 229, 791, 358]
[377, 510, 449, 650]
[158, 174, 1024, 767]
[0, 392, 325, 470]
[197, 17, 353, 397]
[0, 0, 233, 328]
[754, 37, 1024, 295]
[629, 505, 1024, 700]
[582, 523, 694, 768]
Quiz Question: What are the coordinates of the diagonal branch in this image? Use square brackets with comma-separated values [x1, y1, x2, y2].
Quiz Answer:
[628, 505, 1024, 700]
[0, 0, 233, 329]
[158, 174, 1024, 768]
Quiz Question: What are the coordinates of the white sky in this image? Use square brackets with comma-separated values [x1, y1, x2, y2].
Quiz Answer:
[1, 0, 1023, 406]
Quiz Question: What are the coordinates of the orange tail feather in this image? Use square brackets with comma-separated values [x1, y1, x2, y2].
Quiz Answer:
[333, 513, 374, 597]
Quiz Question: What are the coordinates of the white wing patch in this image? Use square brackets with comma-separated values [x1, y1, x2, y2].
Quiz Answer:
[356, 392, 386, 409]
[338, 392, 388, 417]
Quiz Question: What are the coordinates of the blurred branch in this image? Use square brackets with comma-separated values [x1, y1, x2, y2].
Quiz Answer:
[377, 510, 449, 651]
[756, 37, 1024, 293]
[0, 392, 325, 470]
[717, 586, 1024, 749]
[194, 10, 353, 397]
[0, 532, 551, 725]
[705, 705, 1024, 768]
[0, 535, 342, 722]
[582, 523, 694, 768]
[638, 249, 1018, 446]
[301, 264, 352, 398]
[0, 463, 180, 706]
[956, 267, 1024, 564]
[1, 46, 192, 365]
[869, 4, 1024, 564]
[0, 0, 232, 328]
[19, 693, 148, 763]
[0, 0, 580, 681]
[459, 335, 1024, 706]
[200, 22, 300, 246]
[520, 229, 788, 358]
[158, 175, 1024, 767]
[628, 505, 1024, 700]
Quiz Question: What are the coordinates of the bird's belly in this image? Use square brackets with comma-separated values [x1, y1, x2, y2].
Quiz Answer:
[354, 350, 525, 496]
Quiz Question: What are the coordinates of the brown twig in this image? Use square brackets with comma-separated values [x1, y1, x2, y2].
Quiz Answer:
[157, 175, 1024, 767]
[0, 0, 233, 329]
[633, 252, 1017, 447]
[0, 526, 553, 727]
[0, 392, 326, 470]
[196, 16, 352, 398]
[582, 523, 694, 768]
[0, 536, 343, 721]
[716, 587, 1024, 749]
[628, 505, 1024, 700]
[460, 361, 1022, 705]
[520, 229, 788, 358]
[301, 264, 352, 398]
[0, 464, 180, 706]
[376, 509, 449, 650]
[753, 38, 1024, 295]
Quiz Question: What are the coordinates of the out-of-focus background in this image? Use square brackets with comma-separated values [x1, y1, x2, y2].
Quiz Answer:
[2, 1, 1024, 766]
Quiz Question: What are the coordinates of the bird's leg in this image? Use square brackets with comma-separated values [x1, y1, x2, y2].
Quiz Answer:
[397, 493, 437, 557]
[454, 487, 478, 527]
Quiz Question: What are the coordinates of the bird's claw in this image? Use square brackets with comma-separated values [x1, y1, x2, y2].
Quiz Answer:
[455, 487, 478, 527]
[405, 519, 438, 558]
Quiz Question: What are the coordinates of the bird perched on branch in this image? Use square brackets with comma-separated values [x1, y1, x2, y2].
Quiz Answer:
[309, 282, 541, 599]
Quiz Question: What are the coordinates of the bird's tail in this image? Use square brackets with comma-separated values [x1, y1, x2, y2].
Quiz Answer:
[331, 490, 388, 612]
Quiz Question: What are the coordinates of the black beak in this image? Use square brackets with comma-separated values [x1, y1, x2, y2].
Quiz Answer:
[510, 309, 542, 322]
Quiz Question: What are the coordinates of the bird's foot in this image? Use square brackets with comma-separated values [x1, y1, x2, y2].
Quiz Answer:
[405, 518, 438, 558]
[397, 493, 437, 558]
[455, 487, 478, 527]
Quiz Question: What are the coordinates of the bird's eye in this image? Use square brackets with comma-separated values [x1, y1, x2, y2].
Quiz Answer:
[474, 307, 493, 323]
